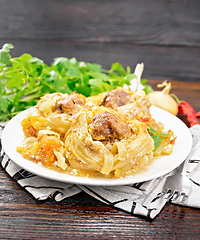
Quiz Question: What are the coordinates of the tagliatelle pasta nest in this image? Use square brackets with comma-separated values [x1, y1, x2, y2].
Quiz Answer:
[16, 87, 176, 179]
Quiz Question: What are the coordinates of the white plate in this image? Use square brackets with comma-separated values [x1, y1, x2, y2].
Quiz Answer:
[2, 106, 192, 186]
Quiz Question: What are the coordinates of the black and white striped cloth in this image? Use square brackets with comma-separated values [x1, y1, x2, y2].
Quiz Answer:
[0, 124, 200, 219]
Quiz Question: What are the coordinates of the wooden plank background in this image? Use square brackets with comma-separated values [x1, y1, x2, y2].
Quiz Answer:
[0, 0, 200, 82]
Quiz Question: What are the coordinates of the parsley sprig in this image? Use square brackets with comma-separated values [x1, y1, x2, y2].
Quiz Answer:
[0, 43, 152, 122]
[148, 125, 171, 150]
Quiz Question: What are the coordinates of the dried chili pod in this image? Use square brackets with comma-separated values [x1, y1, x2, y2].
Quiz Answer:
[196, 111, 200, 118]
[178, 101, 199, 127]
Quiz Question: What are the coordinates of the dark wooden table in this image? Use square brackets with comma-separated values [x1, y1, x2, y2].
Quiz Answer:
[0, 80, 200, 240]
[0, 0, 200, 238]
[1, 0, 200, 83]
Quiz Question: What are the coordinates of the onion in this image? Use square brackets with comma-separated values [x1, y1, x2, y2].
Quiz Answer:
[147, 81, 178, 115]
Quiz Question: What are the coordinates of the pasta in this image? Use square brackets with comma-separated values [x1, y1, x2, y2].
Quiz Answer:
[16, 87, 176, 178]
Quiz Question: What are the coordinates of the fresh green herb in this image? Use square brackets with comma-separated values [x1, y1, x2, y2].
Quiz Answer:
[0, 43, 14, 66]
[140, 78, 154, 94]
[0, 43, 152, 122]
[148, 125, 171, 150]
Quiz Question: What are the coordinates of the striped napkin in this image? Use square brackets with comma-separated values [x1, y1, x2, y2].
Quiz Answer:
[0, 123, 200, 219]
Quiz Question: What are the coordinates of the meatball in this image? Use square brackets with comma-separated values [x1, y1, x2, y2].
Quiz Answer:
[54, 92, 86, 114]
[99, 89, 130, 108]
[89, 111, 130, 141]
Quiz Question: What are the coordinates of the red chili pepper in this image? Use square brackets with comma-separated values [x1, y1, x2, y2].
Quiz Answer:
[196, 111, 200, 118]
[178, 102, 199, 127]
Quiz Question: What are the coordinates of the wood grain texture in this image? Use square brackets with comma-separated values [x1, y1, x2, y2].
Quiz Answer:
[0, 0, 200, 47]
[0, 81, 200, 239]
[0, 0, 200, 81]
[0, 1, 200, 237]
[0, 39, 199, 82]
[1, 169, 200, 239]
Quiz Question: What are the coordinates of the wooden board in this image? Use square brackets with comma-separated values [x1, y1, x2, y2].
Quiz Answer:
[0, 39, 199, 82]
[0, 0, 200, 81]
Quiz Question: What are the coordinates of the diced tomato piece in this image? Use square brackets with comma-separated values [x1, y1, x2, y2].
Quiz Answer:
[36, 135, 63, 167]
